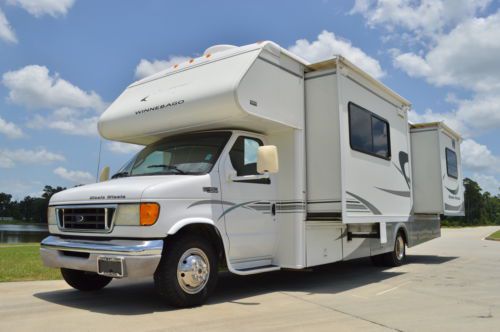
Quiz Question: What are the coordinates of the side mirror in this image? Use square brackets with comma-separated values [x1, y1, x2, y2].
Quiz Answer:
[257, 145, 279, 174]
[99, 166, 110, 182]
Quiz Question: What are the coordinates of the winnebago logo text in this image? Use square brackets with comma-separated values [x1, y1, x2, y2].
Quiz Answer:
[135, 100, 184, 115]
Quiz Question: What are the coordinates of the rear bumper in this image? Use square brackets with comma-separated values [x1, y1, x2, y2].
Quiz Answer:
[40, 235, 163, 278]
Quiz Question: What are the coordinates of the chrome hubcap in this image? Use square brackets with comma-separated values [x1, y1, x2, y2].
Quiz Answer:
[395, 235, 405, 260]
[177, 248, 210, 294]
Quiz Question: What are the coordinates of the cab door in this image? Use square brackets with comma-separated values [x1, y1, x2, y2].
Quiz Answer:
[219, 135, 277, 265]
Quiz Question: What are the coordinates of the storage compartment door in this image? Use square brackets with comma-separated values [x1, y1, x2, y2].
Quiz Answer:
[305, 222, 343, 267]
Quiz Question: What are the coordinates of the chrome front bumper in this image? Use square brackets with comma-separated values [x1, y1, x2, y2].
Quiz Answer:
[40, 236, 163, 278]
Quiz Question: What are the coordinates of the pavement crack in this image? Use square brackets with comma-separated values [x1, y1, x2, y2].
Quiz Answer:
[280, 292, 404, 332]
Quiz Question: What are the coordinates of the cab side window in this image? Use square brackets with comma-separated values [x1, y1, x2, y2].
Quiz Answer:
[229, 136, 263, 176]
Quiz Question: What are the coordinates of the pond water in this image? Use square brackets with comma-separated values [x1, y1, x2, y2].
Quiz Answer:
[0, 224, 49, 244]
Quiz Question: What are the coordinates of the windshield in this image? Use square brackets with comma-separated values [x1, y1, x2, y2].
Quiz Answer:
[113, 132, 231, 177]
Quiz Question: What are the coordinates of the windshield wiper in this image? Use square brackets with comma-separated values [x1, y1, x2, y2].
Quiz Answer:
[111, 171, 129, 179]
[147, 164, 186, 174]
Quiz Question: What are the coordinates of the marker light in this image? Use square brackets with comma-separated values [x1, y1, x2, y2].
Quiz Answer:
[140, 203, 160, 226]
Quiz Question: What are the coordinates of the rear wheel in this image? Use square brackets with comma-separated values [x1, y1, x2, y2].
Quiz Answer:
[61, 268, 112, 291]
[154, 235, 218, 308]
[371, 231, 406, 267]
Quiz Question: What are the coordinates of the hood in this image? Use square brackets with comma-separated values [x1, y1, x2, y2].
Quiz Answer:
[50, 174, 213, 205]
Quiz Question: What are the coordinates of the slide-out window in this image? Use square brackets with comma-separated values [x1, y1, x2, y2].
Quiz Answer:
[445, 148, 458, 179]
[348, 102, 391, 159]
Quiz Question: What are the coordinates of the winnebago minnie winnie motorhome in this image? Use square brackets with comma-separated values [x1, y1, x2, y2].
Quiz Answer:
[40, 41, 464, 307]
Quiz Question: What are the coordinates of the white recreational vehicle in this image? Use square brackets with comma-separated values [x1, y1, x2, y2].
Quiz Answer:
[40, 41, 464, 307]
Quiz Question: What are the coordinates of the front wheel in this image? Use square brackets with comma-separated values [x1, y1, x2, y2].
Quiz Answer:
[61, 268, 112, 291]
[154, 235, 218, 308]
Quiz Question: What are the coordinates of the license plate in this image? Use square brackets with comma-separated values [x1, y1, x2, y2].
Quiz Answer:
[97, 256, 124, 277]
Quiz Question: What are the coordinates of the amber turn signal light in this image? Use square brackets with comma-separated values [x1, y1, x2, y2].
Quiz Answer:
[140, 203, 160, 226]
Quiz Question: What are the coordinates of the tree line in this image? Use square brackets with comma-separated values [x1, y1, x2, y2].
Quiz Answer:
[442, 178, 500, 226]
[0, 186, 66, 224]
[0, 178, 498, 225]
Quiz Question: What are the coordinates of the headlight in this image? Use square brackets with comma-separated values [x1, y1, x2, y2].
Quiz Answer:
[47, 207, 56, 225]
[114, 204, 140, 226]
[114, 203, 159, 226]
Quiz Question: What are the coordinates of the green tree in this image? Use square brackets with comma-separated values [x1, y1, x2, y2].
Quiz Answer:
[42, 186, 66, 200]
[0, 193, 12, 219]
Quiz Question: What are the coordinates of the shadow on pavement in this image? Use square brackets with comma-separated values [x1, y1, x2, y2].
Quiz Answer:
[34, 255, 457, 315]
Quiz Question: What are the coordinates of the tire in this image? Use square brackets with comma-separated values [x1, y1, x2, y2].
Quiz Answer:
[154, 235, 218, 308]
[371, 231, 406, 267]
[61, 268, 112, 291]
[382, 231, 406, 267]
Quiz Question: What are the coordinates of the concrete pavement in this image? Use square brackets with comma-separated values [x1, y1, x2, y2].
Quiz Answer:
[1, 226, 499, 331]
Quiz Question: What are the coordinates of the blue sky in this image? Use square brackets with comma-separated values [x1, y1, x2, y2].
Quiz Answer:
[0, 0, 499, 198]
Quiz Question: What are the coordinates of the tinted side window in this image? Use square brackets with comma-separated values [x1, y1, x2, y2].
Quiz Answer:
[446, 148, 458, 179]
[372, 116, 390, 158]
[348, 103, 391, 159]
[229, 136, 263, 176]
[349, 105, 372, 153]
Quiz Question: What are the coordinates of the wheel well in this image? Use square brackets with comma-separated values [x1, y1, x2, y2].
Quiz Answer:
[167, 223, 226, 267]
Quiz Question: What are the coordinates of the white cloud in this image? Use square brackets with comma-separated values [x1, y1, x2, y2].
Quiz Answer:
[135, 56, 191, 79]
[453, 94, 500, 132]
[0, 179, 43, 199]
[106, 141, 143, 154]
[2, 65, 107, 136]
[351, 0, 491, 39]
[392, 52, 432, 78]
[54, 167, 94, 184]
[461, 139, 500, 174]
[408, 91, 500, 137]
[7, 0, 75, 18]
[0, 8, 17, 43]
[0, 147, 65, 168]
[0, 116, 24, 138]
[471, 173, 500, 195]
[288, 30, 385, 79]
[392, 12, 500, 92]
[396, 12, 500, 136]
[27, 110, 99, 136]
[2, 65, 105, 111]
[408, 108, 467, 136]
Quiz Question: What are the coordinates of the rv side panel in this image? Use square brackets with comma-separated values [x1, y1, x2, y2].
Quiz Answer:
[338, 71, 412, 223]
[438, 129, 465, 216]
[304, 70, 342, 216]
[410, 124, 464, 216]
[237, 54, 304, 130]
[268, 129, 307, 268]
[410, 129, 443, 213]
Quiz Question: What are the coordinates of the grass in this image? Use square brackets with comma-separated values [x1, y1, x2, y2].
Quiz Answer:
[0, 243, 61, 282]
[486, 230, 500, 241]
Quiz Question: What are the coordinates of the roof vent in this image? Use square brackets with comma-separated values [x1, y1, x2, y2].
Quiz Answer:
[203, 44, 237, 55]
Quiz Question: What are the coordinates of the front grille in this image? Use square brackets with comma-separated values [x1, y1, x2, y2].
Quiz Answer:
[56, 205, 116, 232]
